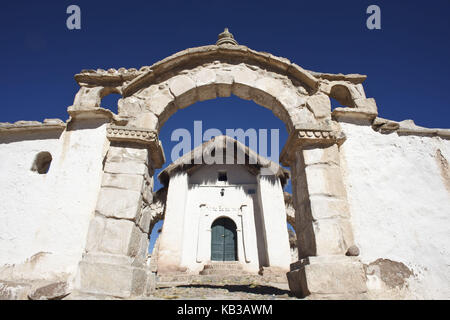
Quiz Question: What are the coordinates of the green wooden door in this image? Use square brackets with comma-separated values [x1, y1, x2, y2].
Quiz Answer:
[211, 218, 237, 261]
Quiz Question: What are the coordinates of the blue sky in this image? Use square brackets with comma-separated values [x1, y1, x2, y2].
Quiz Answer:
[1, 1, 449, 252]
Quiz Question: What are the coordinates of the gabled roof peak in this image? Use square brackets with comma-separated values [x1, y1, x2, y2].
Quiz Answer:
[158, 135, 289, 186]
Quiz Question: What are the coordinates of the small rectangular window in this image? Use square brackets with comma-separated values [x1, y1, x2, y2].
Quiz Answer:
[218, 171, 228, 182]
[247, 189, 256, 195]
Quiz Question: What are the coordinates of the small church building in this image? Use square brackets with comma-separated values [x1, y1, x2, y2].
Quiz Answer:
[154, 135, 292, 275]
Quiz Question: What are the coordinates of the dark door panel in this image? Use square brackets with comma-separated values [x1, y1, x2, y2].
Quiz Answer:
[211, 217, 237, 261]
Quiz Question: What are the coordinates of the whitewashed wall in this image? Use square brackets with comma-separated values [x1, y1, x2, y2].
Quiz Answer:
[339, 121, 450, 299]
[182, 164, 262, 273]
[0, 120, 110, 283]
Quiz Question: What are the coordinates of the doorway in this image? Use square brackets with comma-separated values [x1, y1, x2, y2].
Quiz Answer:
[211, 217, 237, 261]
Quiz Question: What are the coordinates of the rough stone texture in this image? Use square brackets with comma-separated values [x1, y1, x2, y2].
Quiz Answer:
[306, 93, 331, 119]
[150, 283, 296, 300]
[77, 260, 146, 298]
[346, 245, 360, 257]
[365, 259, 413, 289]
[287, 256, 367, 298]
[96, 188, 142, 220]
[0, 281, 32, 300]
[28, 281, 69, 300]
[122, 61, 323, 132]
[101, 173, 144, 192]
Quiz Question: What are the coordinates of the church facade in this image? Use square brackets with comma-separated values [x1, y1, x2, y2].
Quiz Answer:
[0, 29, 449, 299]
[155, 135, 291, 275]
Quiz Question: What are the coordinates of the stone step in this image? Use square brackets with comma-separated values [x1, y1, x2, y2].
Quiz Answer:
[200, 262, 246, 275]
[202, 262, 243, 271]
[156, 274, 288, 287]
[199, 268, 247, 275]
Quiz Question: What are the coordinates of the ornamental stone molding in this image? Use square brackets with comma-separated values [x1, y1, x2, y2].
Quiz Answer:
[279, 126, 345, 166]
[106, 125, 165, 169]
[69, 29, 380, 134]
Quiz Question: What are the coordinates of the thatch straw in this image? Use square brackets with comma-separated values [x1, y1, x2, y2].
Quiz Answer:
[158, 135, 289, 186]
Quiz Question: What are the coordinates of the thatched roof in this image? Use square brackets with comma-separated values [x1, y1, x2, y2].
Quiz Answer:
[158, 135, 290, 186]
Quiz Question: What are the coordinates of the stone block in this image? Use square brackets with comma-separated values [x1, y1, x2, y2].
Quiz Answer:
[306, 93, 331, 119]
[99, 219, 142, 256]
[107, 145, 148, 163]
[136, 84, 159, 99]
[168, 75, 197, 109]
[296, 223, 316, 258]
[144, 272, 156, 296]
[28, 282, 69, 300]
[312, 219, 346, 255]
[275, 88, 306, 111]
[133, 232, 150, 266]
[145, 88, 174, 117]
[138, 206, 152, 233]
[215, 71, 233, 97]
[104, 161, 148, 175]
[232, 67, 258, 100]
[101, 173, 144, 192]
[82, 252, 133, 266]
[309, 197, 350, 220]
[354, 97, 378, 113]
[192, 68, 216, 87]
[303, 145, 339, 166]
[158, 101, 178, 127]
[304, 165, 346, 198]
[117, 96, 143, 116]
[254, 76, 283, 98]
[250, 88, 276, 111]
[77, 261, 146, 298]
[128, 112, 159, 131]
[73, 86, 103, 109]
[85, 215, 107, 253]
[96, 188, 142, 220]
[287, 256, 367, 298]
[191, 69, 216, 101]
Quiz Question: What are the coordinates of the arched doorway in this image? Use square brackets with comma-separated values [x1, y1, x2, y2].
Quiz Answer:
[211, 217, 237, 262]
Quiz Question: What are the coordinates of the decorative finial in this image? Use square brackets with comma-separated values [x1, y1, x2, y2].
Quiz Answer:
[216, 28, 238, 46]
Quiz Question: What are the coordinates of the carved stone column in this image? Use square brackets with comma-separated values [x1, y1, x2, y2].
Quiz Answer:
[280, 126, 367, 299]
[75, 125, 164, 298]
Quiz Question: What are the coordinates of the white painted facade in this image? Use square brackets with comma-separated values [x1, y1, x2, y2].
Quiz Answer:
[0, 118, 449, 299]
[157, 162, 292, 275]
[339, 121, 450, 299]
[0, 119, 110, 284]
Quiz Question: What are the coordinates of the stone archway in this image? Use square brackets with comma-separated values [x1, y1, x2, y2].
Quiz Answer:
[74, 29, 374, 299]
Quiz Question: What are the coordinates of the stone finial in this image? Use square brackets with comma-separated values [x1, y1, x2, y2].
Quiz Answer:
[216, 28, 238, 46]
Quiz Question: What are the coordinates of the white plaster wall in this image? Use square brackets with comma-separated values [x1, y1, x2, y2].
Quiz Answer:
[0, 120, 110, 283]
[180, 164, 262, 273]
[157, 172, 189, 273]
[256, 175, 291, 271]
[339, 121, 450, 299]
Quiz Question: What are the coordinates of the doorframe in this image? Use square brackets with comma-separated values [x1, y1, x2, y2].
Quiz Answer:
[197, 209, 245, 265]
[211, 217, 238, 261]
